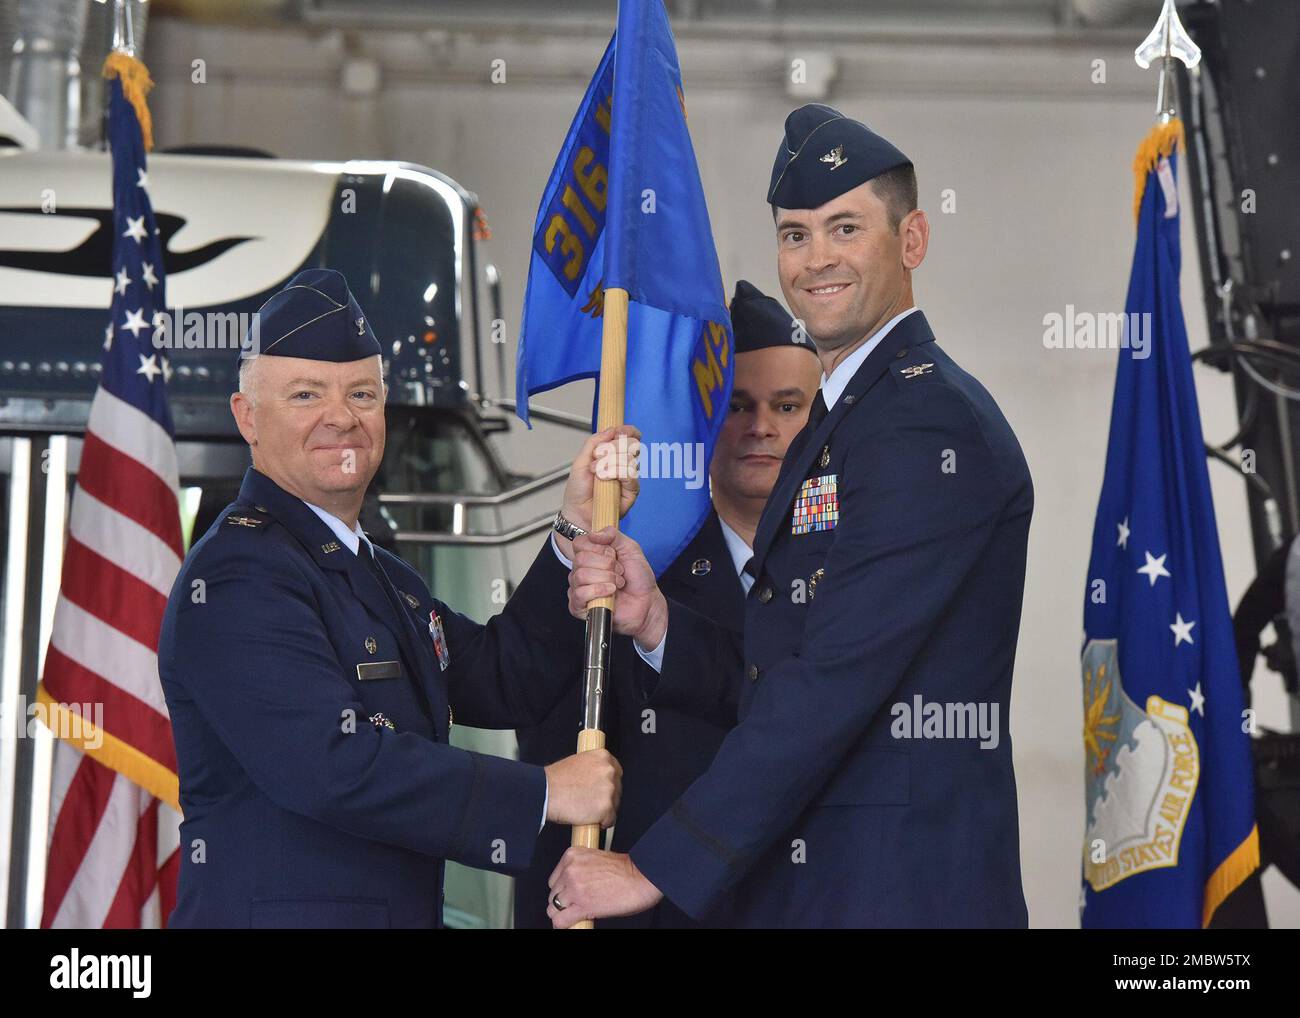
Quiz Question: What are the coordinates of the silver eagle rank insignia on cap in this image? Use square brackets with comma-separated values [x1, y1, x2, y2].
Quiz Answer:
[820, 144, 847, 170]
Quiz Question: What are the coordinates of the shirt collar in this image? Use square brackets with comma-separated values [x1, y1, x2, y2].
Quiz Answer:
[715, 514, 755, 592]
[820, 306, 921, 410]
[302, 500, 372, 556]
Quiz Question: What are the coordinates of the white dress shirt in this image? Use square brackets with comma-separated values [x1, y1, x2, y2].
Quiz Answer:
[820, 306, 920, 410]
[717, 516, 756, 597]
[304, 500, 371, 555]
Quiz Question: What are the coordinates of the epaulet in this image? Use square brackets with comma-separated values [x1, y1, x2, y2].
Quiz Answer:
[222, 506, 271, 531]
[889, 345, 940, 388]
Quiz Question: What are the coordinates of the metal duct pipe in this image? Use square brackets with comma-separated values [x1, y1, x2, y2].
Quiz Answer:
[6, 0, 150, 151]
[7, 0, 91, 150]
[1072, 0, 1158, 27]
[0, 2, 18, 107]
[151, 0, 289, 23]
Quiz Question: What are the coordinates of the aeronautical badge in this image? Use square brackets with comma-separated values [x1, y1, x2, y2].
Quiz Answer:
[225, 514, 263, 528]
[791, 474, 839, 535]
[808, 567, 825, 600]
[429, 609, 450, 671]
[900, 362, 934, 380]
[368, 712, 396, 731]
[1081, 639, 1200, 893]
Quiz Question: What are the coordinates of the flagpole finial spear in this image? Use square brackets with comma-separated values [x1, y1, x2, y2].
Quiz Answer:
[103, 1, 155, 151]
[1134, 0, 1201, 124]
[111, 0, 139, 58]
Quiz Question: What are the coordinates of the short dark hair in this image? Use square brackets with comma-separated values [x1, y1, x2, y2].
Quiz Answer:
[869, 164, 918, 233]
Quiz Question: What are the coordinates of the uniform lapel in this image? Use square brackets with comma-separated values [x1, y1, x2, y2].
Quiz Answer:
[750, 311, 937, 575]
[353, 551, 438, 680]
[236, 469, 437, 722]
[661, 510, 746, 632]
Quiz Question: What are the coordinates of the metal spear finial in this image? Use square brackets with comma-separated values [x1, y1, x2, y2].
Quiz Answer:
[111, 0, 139, 59]
[1134, 0, 1201, 123]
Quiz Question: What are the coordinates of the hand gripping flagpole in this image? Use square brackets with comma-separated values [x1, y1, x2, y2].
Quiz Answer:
[569, 285, 629, 930]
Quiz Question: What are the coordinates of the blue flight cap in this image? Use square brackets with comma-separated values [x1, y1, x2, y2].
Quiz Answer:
[767, 103, 911, 210]
[730, 280, 817, 356]
[237, 268, 380, 370]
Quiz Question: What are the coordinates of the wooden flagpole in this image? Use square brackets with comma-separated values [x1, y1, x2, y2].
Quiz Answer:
[569, 286, 629, 929]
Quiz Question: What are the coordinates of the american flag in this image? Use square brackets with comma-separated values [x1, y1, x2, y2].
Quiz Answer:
[38, 61, 182, 928]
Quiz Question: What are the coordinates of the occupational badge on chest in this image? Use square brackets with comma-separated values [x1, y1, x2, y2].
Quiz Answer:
[429, 609, 451, 671]
[791, 474, 839, 535]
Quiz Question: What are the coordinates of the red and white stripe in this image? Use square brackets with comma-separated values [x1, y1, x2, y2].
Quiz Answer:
[40, 386, 183, 928]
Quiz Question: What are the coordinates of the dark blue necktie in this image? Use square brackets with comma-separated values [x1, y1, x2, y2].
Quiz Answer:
[808, 389, 830, 429]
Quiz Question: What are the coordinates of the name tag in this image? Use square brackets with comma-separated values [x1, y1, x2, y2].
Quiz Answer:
[356, 660, 402, 681]
[792, 473, 839, 535]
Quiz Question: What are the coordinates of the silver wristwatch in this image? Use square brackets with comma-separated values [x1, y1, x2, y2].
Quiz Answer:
[552, 510, 589, 541]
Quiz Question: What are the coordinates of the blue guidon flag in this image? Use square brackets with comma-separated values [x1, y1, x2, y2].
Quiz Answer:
[515, 0, 732, 575]
[1080, 121, 1259, 928]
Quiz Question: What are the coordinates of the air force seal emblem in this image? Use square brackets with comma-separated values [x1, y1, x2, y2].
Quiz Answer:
[1082, 639, 1200, 892]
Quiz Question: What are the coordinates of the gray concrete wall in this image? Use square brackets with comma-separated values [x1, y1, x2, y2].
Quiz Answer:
[141, 15, 1300, 928]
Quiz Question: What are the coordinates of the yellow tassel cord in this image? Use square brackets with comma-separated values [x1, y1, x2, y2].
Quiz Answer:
[1131, 119, 1184, 225]
[1202, 824, 1260, 928]
[102, 51, 155, 152]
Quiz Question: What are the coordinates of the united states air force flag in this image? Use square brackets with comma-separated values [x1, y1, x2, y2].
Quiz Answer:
[1080, 121, 1259, 928]
[515, 0, 732, 574]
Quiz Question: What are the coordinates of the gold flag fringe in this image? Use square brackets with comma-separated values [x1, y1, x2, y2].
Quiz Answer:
[1132, 119, 1184, 224]
[102, 51, 155, 152]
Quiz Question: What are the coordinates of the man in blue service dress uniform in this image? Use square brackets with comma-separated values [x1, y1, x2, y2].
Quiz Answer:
[513, 281, 821, 927]
[157, 268, 632, 928]
[549, 105, 1034, 928]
